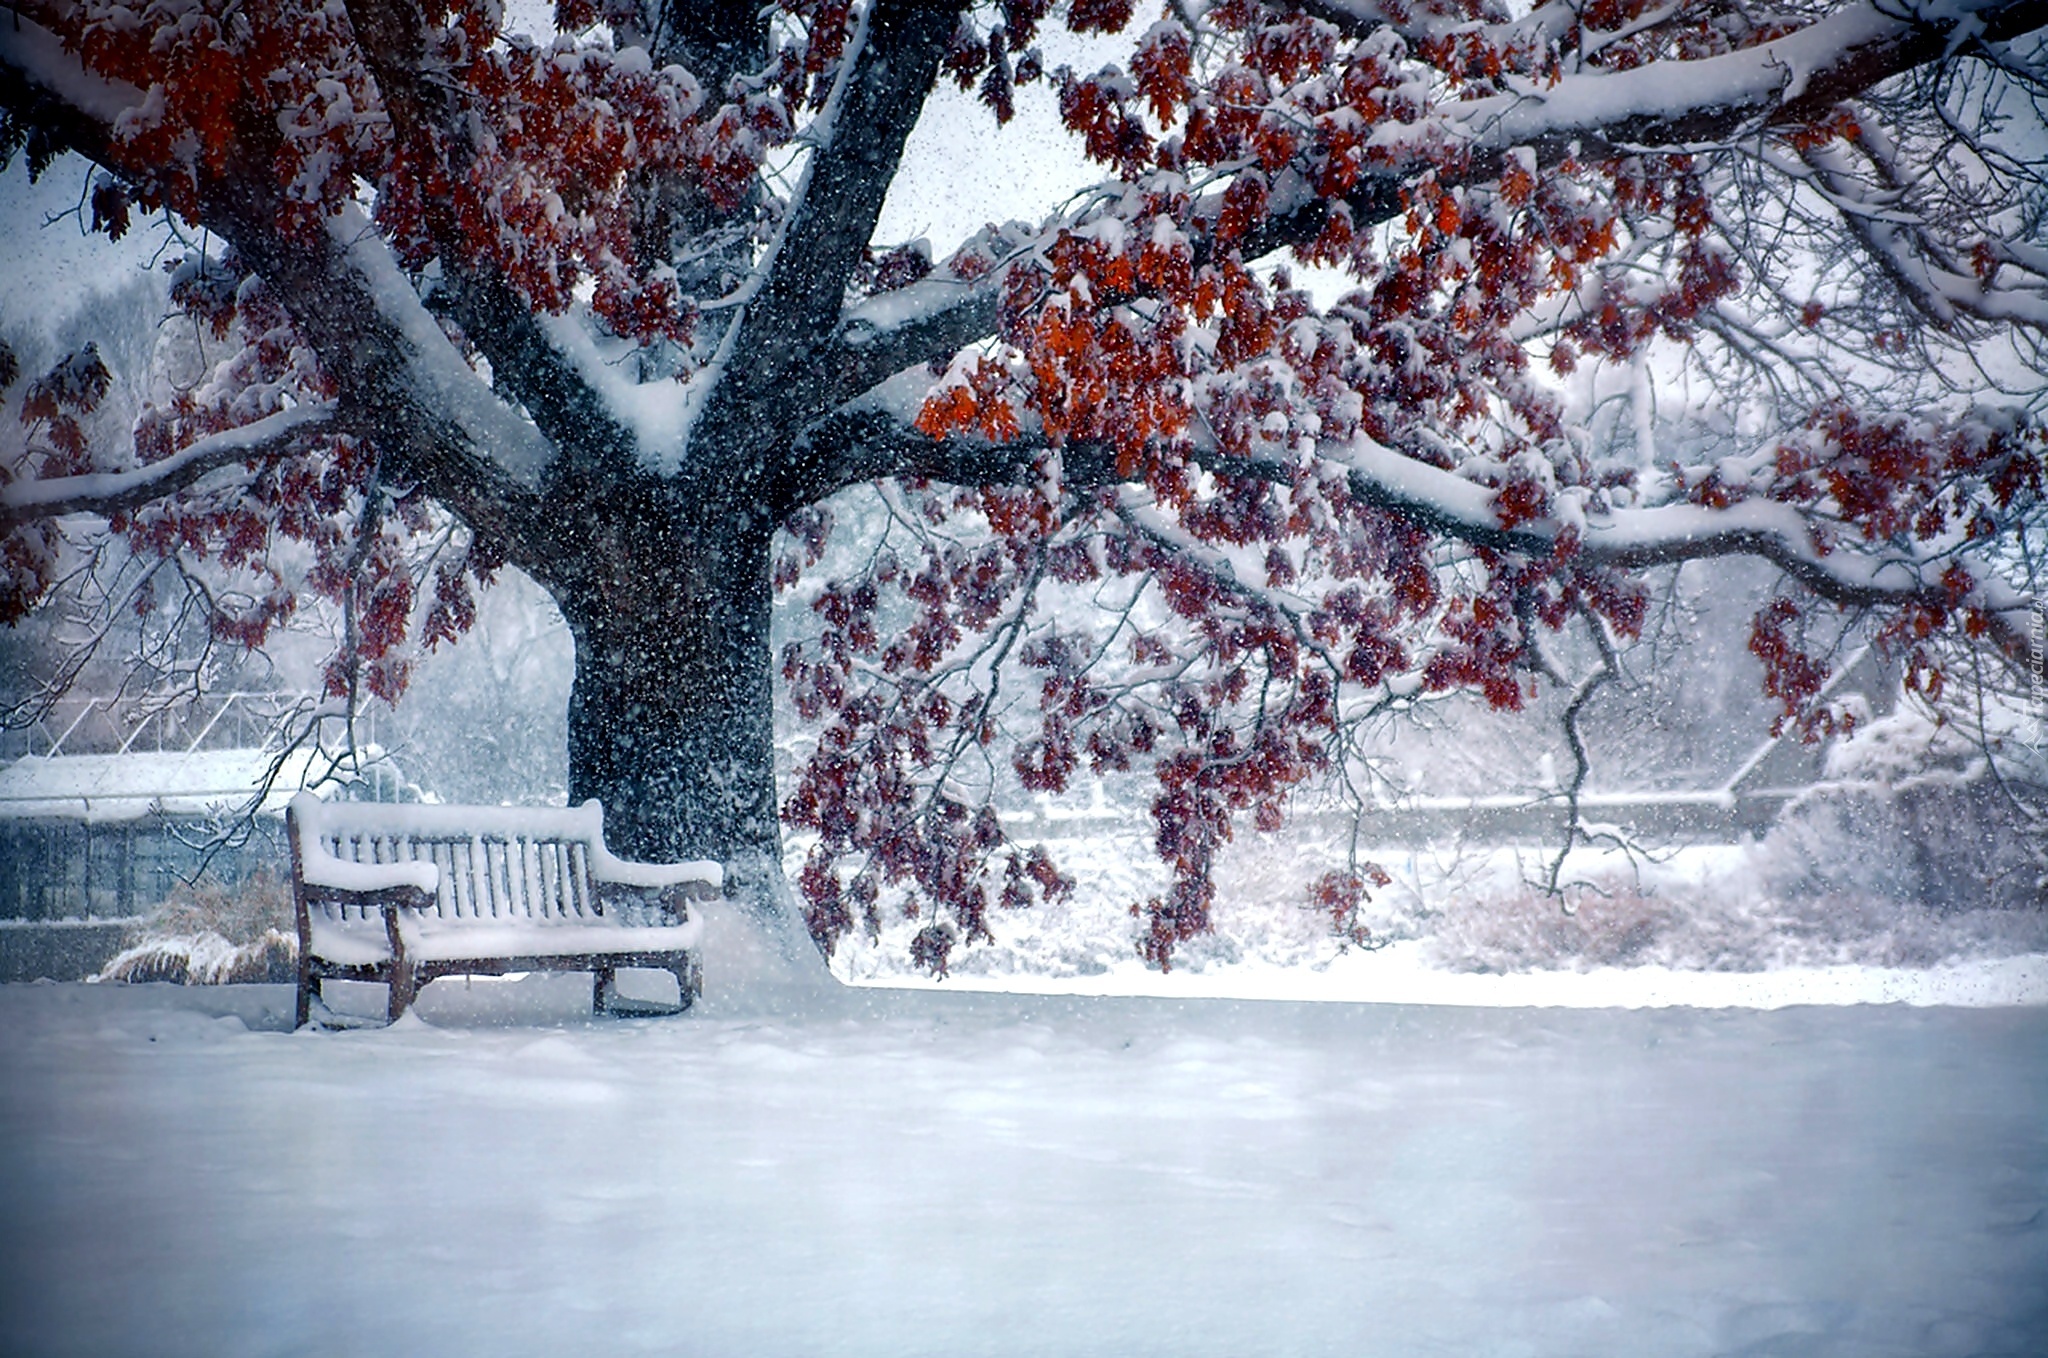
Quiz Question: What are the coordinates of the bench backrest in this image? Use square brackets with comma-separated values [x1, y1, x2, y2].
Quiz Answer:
[291, 799, 626, 924]
[314, 825, 600, 923]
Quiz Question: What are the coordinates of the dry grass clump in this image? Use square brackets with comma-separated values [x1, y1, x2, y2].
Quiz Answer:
[98, 869, 298, 985]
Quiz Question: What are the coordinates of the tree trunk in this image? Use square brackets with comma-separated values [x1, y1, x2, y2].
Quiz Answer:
[556, 504, 797, 939]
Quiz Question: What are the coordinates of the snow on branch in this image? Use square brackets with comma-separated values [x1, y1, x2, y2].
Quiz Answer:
[799, 404, 2027, 656]
[328, 208, 560, 488]
[1, 405, 340, 528]
[337, 0, 641, 476]
[830, 276, 1005, 413]
[0, 8, 136, 128]
[1430, 0, 2045, 161]
[813, 0, 2048, 425]
[1320, 434, 2035, 648]
[0, 10, 559, 560]
[1238, 0, 2048, 269]
[1795, 140, 2048, 331]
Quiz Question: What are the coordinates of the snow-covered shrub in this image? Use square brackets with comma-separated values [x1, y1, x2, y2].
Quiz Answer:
[1425, 885, 1678, 973]
[1423, 870, 2048, 974]
[1762, 704, 2045, 912]
[97, 870, 297, 985]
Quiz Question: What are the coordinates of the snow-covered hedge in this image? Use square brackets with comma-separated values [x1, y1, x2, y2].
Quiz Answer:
[1763, 705, 2044, 912]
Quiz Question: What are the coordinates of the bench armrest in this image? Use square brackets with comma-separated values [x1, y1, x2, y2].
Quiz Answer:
[589, 848, 723, 897]
[289, 792, 442, 896]
[572, 798, 723, 897]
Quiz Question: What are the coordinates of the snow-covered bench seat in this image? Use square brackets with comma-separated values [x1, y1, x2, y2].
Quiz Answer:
[287, 794, 719, 1028]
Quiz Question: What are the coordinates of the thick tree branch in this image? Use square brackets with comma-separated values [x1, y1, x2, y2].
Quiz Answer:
[1, 406, 339, 529]
[803, 409, 1926, 621]
[687, 0, 965, 467]
[341, 0, 640, 476]
[794, 405, 2035, 671]
[1325, 438, 2039, 674]
[777, 409, 1035, 512]
[0, 14, 120, 164]
[1438, 0, 2048, 164]
[250, 209, 565, 575]
[0, 11, 561, 576]
[775, 405, 1150, 513]
[1238, 0, 2048, 265]
[433, 276, 645, 476]
[741, 0, 963, 352]
[827, 278, 1003, 415]
[1329, 436, 1911, 606]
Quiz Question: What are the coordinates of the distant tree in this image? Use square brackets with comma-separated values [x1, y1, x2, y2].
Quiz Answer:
[2, 0, 2042, 969]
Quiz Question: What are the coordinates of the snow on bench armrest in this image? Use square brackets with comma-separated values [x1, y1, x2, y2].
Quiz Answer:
[589, 847, 723, 893]
[289, 793, 441, 895]
[579, 800, 724, 894]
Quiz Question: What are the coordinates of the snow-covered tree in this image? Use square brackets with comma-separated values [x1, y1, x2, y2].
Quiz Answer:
[2, 0, 2043, 968]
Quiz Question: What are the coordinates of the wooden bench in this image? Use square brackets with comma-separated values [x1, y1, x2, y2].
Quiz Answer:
[287, 793, 719, 1028]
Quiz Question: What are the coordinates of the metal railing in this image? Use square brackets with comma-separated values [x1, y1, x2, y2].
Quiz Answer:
[1, 691, 375, 761]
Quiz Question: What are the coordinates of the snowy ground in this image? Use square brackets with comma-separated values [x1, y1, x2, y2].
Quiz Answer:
[4, 942, 2046, 1357]
[883, 937, 2048, 1009]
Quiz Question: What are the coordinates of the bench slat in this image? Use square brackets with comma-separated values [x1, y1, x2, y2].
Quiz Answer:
[449, 839, 471, 918]
[521, 838, 541, 920]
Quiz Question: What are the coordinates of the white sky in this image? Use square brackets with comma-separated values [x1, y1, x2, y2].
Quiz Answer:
[0, 159, 166, 354]
[872, 38, 1115, 256]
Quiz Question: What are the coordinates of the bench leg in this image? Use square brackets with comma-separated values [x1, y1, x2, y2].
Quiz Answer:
[295, 965, 314, 1031]
[671, 954, 701, 1012]
[593, 966, 617, 1015]
[387, 964, 418, 1024]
